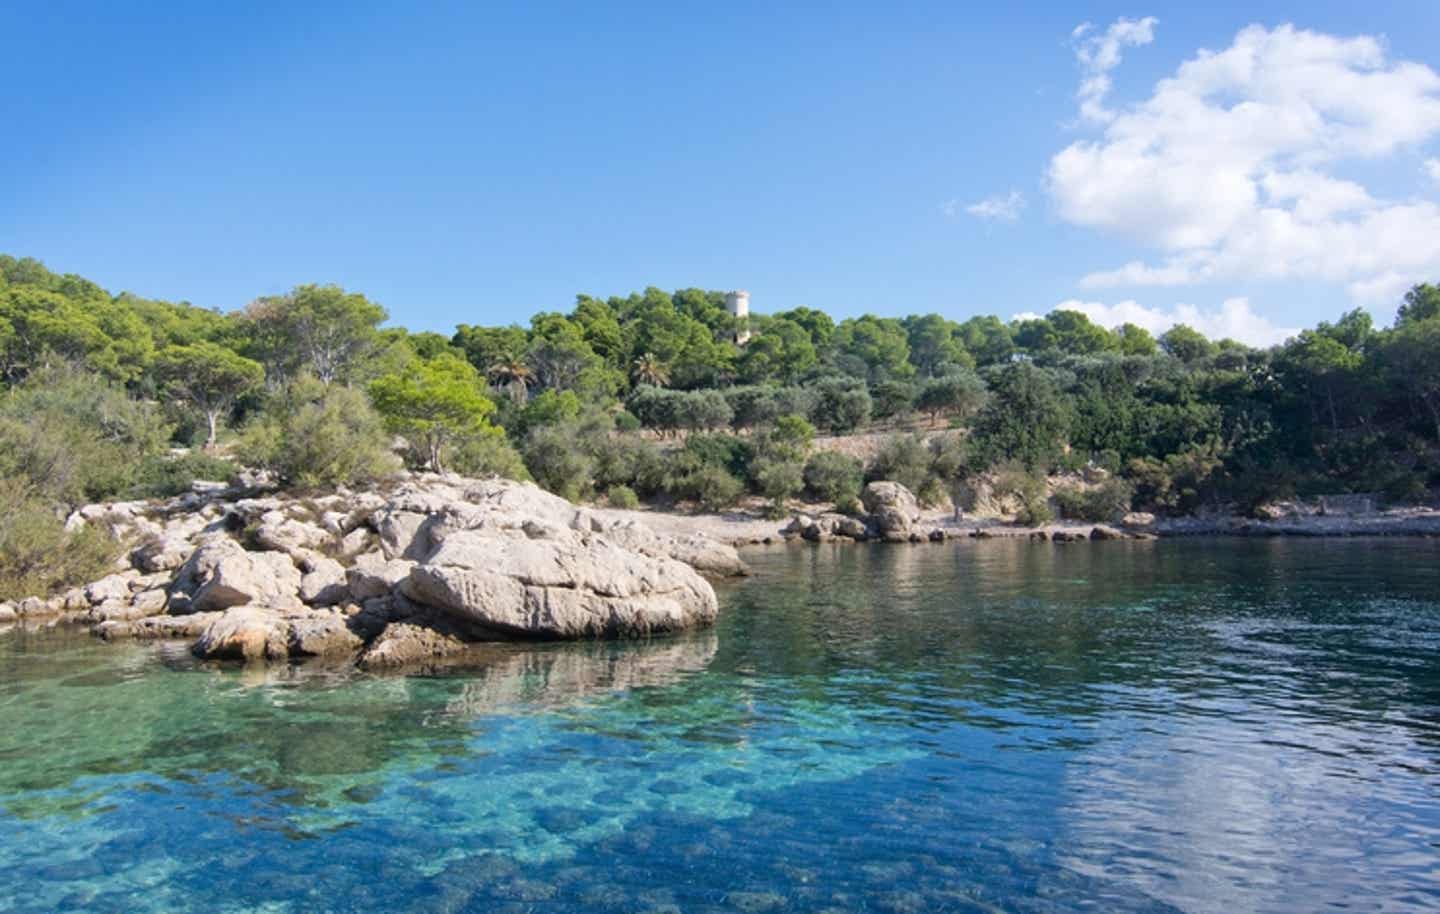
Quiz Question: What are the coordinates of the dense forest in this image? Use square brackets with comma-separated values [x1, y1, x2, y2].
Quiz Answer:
[2, 252, 1439, 596]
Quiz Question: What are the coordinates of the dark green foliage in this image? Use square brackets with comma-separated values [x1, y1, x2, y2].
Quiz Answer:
[128, 453, 239, 499]
[238, 380, 400, 488]
[0, 363, 168, 506]
[992, 465, 1053, 526]
[812, 377, 872, 433]
[5, 255, 1440, 518]
[1052, 478, 1133, 522]
[970, 363, 1070, 472]
[522, 423, 596, 501]
[605, 484, 641, 509]
[803, 451, 863, 504]
[867, 435, 933, 494]
[0, 479, 119, 602]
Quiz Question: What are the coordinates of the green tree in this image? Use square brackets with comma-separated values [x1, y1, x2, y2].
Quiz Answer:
[915, 371, 987, 425]
[833, 315, 913, 381]
[1160, 324, 1216, 364]
[1116, 323, 1158, 356]
[368, 354, 500, 472]
[243, 284, 387, 384]
[1381, 316, 1440, 443]
[1397, 283, 1440, 325]
[154, 342, 265, 449]
[971, 363, 1071, 471]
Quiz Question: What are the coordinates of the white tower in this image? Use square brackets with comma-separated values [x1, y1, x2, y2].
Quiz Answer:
[726, 290, 751, 344]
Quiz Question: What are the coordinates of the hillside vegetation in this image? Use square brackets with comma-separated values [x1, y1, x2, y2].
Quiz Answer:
[3, 253, 1439, 595]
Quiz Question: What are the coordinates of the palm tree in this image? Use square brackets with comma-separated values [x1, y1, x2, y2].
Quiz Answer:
[487, 357, 533, 403]
[631, 352, 671, 388]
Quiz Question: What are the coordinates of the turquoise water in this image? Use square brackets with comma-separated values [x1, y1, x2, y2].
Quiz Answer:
[2, 539, 1439, 913]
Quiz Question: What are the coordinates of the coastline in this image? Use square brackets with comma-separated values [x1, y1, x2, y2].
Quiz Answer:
[594, 501, 1440, 548]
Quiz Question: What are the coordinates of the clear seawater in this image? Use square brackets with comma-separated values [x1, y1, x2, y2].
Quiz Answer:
[2, 539, 1439, 913]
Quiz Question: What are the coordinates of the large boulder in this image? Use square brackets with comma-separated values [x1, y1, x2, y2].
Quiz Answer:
[298, 555, 350, 606]
[401, 527, 718, 639]
[356, 610, 476, 671]
[861, 482, 921, 542]
[191, 606, 364, 661]
[170, 539, 303, 613]
[345, 552, 416, 600]
[252, 516, 331, 556]
[131, 535, 194, 573]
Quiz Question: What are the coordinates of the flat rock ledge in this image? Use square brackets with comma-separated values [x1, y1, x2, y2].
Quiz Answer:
[14, 474, 744, 669]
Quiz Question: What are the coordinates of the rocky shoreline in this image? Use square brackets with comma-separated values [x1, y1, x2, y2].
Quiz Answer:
[3, 476, 1436, 670]
[0, 475, 747, 669]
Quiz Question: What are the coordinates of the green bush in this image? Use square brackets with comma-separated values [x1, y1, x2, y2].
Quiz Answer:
[128, 452, 238, 499]
[606, 484, 641, 509]
[0, 363, 169, 506]
[682, 434, 755, 483]
[682, 465, 745, 511]
[0, 480, 118, 602]
[753, 456, 804, 517]
[1053, 478, 1133, 522]
[449, 427, 529, 480]
[803, 451, 863, 504]
[867, 435, 932, 494]
[238, 382, 400, 488]
[522, 424, 596, 501]
[992, 464, 1053, 526]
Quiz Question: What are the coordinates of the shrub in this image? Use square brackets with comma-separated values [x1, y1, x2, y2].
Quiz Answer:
[522, 424, 596, 501]
[449, 427, 529, 480]
[684, 465, 744, 511]
[238, 383, 400, 488]
[867, 435, 932, 494]
[128, 452, 238, 499]
[0, 480, 118, 602]
[682, 434, 755, 483]
[760, 414, 814, 463]
[753, 457, 804, 517]
[613, 409, 642, 432]
[992, 464, 1053, 525]
[812, 378, 871, 433]
[0, 363, 169, 506]
[1053, 478, 1133, 522]
[606, 484, 641, 509]
[803, 451, 863, 504]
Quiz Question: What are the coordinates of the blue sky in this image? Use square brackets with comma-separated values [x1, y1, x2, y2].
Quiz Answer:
[5, 1, 1440, 343]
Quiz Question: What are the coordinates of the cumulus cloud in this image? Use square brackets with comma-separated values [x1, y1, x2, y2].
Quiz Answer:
[1072, 17, 1158, 124]
[1427, 158, 1440, 185]
[1049, 22, 1440, 306]
[1016, 297, 1299, 347]
[960, 190, 1026, 222]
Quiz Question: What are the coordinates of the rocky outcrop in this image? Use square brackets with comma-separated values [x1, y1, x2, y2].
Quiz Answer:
[191, 606, 365, 661]
[37, 474, 743, 668]
[169, 539, 303, 613]
[400, 527, 719, 639]
[861, 482, 921, 542]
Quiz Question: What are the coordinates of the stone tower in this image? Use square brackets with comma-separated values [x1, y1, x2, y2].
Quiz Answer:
[725, 290, 751, 344]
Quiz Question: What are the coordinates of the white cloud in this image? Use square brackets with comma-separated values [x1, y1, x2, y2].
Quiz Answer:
[1426, 158, 1440, 185]
[1016, 297, 1299, 347]
[1049, 22, 1440, 307]
[961, 190, 1026, 222]
[1072, 17, 1158, 124]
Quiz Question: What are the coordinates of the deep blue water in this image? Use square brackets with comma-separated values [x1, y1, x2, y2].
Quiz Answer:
[2, 538, 1439, 913]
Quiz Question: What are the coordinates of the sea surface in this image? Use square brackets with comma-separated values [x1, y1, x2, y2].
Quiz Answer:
[1, 539, 1438, 913]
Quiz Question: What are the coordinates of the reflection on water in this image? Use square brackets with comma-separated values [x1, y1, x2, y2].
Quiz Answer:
[1, 539, 1439, 912]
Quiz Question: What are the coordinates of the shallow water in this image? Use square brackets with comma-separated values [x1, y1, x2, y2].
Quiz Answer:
[2, 538, 1439, 913]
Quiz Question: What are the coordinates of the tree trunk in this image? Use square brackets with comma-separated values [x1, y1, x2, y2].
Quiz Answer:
[205, 411, 220, 451]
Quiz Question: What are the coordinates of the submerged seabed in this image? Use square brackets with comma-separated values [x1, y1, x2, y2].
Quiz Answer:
[2, 538, 1438, 913]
